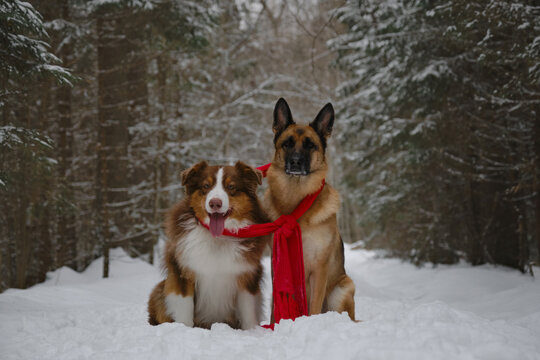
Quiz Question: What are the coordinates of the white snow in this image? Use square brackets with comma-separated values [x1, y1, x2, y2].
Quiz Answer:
[1, 246, 540, 360]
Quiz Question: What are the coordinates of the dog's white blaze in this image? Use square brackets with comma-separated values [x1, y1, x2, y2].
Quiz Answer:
[205, 167, 229, 214]
[237, 290, 261, 329]
[165, 293, 194, 327]
[177, 225, 256, 326]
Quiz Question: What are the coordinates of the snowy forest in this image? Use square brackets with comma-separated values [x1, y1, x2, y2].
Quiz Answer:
[1, 0, 539, 293]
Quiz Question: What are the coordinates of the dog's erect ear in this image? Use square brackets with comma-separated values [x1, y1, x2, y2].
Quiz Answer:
[309, 103, 334, 142]
[181, 161, 208, 193]
[235, 161, 262, 193]
[273, 98, 295, 140]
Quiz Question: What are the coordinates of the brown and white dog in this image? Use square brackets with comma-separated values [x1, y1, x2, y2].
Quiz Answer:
[148, 161, 268, 329]
[264, 98, 356, 320]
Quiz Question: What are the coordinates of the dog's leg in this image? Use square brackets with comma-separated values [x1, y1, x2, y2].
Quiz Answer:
[270, 295, 274, 324]
[164, 291, 194, 326]
[161, 244, 196, 326]
[309, 264, 329, 315]
[237, 267, 263, 329]
[148, 280, 173, 325]
[237, 290, 261, 329]
[163, 268, 196, 327]
[327, 274, 356, 321]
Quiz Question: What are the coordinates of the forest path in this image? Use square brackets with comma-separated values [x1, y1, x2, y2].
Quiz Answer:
[1, 246, 539, 360]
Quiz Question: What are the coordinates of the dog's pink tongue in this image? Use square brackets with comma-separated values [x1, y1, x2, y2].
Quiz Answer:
[209, 213, 225, 237]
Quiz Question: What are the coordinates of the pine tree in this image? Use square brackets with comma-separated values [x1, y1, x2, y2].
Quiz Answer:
[0, 0, 72, 85]
[0, 0, 73, 291]
[331, 0, 540, 270]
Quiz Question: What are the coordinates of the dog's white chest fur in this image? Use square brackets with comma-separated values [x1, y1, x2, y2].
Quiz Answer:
[177, 225, 254, 325]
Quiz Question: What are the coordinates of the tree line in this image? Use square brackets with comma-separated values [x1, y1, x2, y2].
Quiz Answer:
[0, 0, 341, 291]
[1, 0, 539, 292]
[332, 0, 540, 272]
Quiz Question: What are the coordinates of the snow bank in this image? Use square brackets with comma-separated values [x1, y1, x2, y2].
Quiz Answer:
[1, 247, 539, 360]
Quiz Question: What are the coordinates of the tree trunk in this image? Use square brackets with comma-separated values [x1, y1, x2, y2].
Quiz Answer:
[56, 0, 77, 270]
[95, 7, 131, 247]
[123, 11, 150, 255]
[95, 6, 151, 257]
[535, 114, 540, 263]
[157, 54, 169, 209]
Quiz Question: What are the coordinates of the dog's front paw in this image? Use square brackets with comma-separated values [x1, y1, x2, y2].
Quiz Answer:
[237, 291, 260, 330]
[165, 293, 194, 327]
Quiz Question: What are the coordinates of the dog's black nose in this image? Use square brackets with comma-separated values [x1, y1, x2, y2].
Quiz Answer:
[290, 153, 302, 167]
[286, 152, 309, 175]
[209, 198, 222, 211]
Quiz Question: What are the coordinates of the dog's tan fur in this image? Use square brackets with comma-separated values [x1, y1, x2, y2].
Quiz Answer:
[264, 99, 356, 320]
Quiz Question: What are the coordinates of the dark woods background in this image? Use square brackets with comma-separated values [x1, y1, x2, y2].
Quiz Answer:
[1, 0, 539, 292]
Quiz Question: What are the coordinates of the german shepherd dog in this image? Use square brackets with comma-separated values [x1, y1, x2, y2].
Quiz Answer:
[148, 161, 267, 329]
[264, 98, 356, 320]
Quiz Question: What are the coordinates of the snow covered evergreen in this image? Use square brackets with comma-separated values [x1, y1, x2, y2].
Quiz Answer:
[1, 0, 539, 292]
[331, 0, 540, 270]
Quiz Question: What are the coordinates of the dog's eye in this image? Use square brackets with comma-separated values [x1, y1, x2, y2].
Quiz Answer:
[282, 137, 294, 149]
[227, 184, 235, 191]
[203, 183, 210, 190]
[304, 138, 316, 150]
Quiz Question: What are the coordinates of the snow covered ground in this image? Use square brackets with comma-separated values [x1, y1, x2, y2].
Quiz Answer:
[1, 245, 539, 360]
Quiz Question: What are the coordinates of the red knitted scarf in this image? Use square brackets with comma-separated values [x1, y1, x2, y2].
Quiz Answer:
[199, 163, 325, 329]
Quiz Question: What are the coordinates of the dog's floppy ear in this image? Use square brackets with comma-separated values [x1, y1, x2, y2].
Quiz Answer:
[273, 98, 295, 142]
[181, 161, 208, 194]
[235, 161, 262, 194]
[310, 103, 334, 143]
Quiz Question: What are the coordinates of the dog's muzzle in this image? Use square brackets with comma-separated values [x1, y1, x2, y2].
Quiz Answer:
[285, 152, 310, 176]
